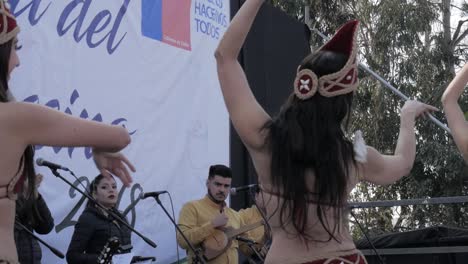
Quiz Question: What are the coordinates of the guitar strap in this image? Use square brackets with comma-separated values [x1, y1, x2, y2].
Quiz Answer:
[219, 201, 226, 213]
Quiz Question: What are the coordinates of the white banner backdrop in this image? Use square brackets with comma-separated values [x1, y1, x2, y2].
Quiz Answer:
[10, 0, 230, 263]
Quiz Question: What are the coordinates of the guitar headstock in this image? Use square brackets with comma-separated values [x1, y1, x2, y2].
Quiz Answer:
[97, 236, 120, 264]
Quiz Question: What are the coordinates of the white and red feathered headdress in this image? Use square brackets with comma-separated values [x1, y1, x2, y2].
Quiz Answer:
[294, 20, 359, 99]
[0, 0, 19, 45]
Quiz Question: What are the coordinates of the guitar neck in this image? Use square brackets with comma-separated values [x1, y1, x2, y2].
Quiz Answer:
[226, 221, 264, 239]
[97, 237, 120, 264]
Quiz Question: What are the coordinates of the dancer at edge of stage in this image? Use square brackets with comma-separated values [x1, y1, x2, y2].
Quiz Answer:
[0, 2, 135, 263]
[214, 0, 437, 263]
[442, 63, 468, 163]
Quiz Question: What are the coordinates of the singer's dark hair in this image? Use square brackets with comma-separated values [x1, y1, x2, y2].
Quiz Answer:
[262, 50, 356, 243]
[86, 174, 116, 207]
[208, 164, 232, 179]
[0, 40, 38, 219]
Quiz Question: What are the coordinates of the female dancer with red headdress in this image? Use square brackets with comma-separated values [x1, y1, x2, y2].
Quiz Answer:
[215, 0, 437, 263]
[0, 2, 135, 263]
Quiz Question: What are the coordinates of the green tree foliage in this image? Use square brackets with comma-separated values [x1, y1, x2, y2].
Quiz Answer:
[270, 0, 468, 238]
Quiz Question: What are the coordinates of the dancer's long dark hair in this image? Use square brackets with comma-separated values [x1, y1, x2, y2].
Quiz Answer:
[0, 39, 37, 216]
[262, 50, 356, 242]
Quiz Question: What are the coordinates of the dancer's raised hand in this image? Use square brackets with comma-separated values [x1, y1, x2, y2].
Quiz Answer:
[92, 149, 136, 187]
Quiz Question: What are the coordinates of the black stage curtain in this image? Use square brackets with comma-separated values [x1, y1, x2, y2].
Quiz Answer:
[228, 1, 311, 210]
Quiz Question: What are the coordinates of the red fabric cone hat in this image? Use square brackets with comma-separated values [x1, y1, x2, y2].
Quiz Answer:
[294, 20, 359, 99]
[0, 1, 19, 45]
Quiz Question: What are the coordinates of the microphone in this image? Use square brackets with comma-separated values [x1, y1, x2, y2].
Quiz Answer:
[235, 236, 257, 244]
[36, 158, 69, 171]
[141, 191, 168, 199]
[230, 184, 258, 196]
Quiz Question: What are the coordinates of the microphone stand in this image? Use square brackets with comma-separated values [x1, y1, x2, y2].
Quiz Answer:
[348, 208, 385, 264]
[148, 193, 207, 264]
[15, 221, 65, 259]
[236, 236, 264, 263]
[248, 188, 272, 250]
[48, 168, 157, 248]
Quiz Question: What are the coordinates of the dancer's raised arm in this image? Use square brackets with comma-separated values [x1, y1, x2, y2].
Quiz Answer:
[9, 102, 129, 151]
[362, 100, 438, 185]
[215, 0, 270, 151]
[442, 64, 468, 162]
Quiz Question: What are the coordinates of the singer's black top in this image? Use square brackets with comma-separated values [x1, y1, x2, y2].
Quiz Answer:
[66, 205, 132, 264]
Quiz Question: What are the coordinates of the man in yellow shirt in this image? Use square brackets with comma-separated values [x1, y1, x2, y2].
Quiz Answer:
[177, 165, 264, 264]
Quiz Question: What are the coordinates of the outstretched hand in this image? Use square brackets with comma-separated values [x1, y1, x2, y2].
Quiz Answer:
[401, 100, 439, 119]
[92, 150, 136, 187]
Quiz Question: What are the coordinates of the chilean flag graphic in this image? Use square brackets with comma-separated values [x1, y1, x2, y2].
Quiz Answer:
[141, 0, 192, 51]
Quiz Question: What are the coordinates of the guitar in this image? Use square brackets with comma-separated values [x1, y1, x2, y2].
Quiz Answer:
[97, 236, 120, 264]
[201, 221, 264, 261]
